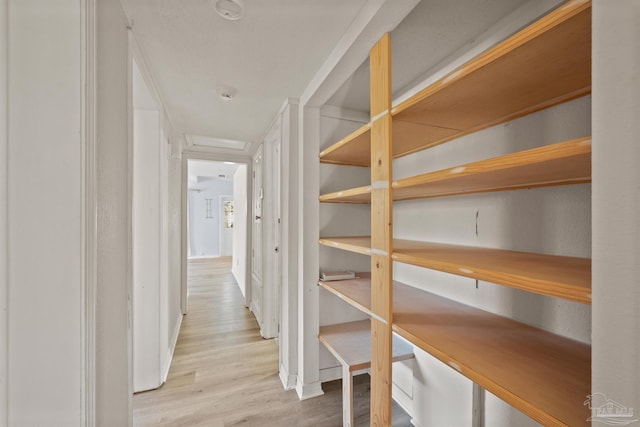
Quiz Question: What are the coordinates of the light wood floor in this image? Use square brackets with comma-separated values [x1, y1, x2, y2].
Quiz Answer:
[133, 257, 411, 426]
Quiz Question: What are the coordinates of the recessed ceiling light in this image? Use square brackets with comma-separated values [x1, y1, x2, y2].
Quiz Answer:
[215, 0, 246, 21]
[223, 162, 235, 165]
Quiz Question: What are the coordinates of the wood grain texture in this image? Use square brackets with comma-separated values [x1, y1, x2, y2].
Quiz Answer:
[393, 239, 591, 304]
[319, 123, 371, 167]
[369, 33, 394, 427]
[319, 236, 372, 256]
[318, 276, 591, 426]
[393, 137, 591, 200]
[392, 282, 591, 427]
[319, 274, 374, 316]
[392, 0, 591, 158]
[319, 137, 591, 204]
[319, 185, 371, 204]
[133, 258, 411, 427]
[318, 237, 591, 303]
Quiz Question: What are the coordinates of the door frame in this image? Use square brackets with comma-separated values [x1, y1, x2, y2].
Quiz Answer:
[260, 117, 282, 339]
[219, 195, 233, 256]
[181, 150, 253, 313]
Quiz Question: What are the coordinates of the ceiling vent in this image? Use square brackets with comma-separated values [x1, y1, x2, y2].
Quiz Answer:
[215, 0, 246, 21]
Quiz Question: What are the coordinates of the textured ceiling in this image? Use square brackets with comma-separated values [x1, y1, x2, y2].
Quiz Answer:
[124, 0, 368, 146]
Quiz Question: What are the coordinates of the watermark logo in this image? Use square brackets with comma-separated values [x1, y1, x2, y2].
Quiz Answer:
[585, 393, 639, 425]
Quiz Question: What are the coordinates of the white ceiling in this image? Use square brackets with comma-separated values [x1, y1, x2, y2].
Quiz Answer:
[125, 0, 557, 153]
[124, 0, 368, 147]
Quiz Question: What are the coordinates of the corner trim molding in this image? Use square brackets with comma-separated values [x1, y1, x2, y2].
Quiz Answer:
[81, 0, 97, 425]
[295, 380, 324, 401]
[278, 363, 297, 391]
[163, 314, 183, 384]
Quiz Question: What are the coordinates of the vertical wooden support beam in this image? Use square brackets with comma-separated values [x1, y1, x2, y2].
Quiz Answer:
[369, 33, 393, 427]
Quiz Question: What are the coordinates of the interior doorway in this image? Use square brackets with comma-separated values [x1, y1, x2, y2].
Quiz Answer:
[182, 158, 251, 314]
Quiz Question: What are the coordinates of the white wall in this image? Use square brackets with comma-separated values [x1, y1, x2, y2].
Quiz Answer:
[166, 136, 183, 377]
[232, 164, 248, 297]
[7, 1, 83, 425]
[188, 177, 233, 257]
[132, 108, 161, 392]
[96, 0, 131, 425]
[279, 101, 299, 390]
[0, 0, 8, 424]
[592, 0, 640, 417]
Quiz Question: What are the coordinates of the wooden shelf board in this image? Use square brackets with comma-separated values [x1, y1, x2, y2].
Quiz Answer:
[319, 137, 591, 204]
[319, 319, 414, 372]
[319, 278, 590, 426]
[393, 239, 591, 304]
[319, 236, 372, 256]
[391, 1, 591, 158]
[319, 123, 371, 167]
[319, 273, 373, 316]
[319, 237, 590, 303]
[393, 137, 591, 201]
[319, 185, 371, 204]
[392, 282, 590, 427]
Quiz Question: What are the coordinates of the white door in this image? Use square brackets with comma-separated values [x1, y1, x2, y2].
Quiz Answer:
[219, 195, 233, 256]
[250, 146, 264, 329]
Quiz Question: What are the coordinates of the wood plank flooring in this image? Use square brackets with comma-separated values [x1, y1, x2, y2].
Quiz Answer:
[133, 257, 412, 426]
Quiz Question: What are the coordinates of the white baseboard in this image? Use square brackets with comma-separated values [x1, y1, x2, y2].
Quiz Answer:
[163, 313, 183, 383]
[295, 380, 324, 401]
[279, 363, 297, 390]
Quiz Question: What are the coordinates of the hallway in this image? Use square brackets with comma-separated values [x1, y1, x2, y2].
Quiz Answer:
[133, 257, 409, 426]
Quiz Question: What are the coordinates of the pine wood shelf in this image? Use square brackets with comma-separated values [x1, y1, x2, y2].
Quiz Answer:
[319, 237, 591, 304]
[391, 1, 591, 158]
[393, 239, 591, 304]
[319, 185, 371, 204]
[319, 274, 374, 317]
[318, 2, 591, 166]
[393, 137, 591, 200]
[319, 276, 590, 426]
[319, 123, 371, 167]
[318, 236, 372, 256]
[319, 137, 591, 204]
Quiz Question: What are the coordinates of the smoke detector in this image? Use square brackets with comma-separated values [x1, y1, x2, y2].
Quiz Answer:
[215, 0, 246, 21]
[217, 86, 236, 101]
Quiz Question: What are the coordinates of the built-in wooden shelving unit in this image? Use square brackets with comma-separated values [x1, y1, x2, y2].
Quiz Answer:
[319, 1, 591, 167]
[320, 137, 591, 204]
[320, 275, 590, 427]
[318, 1, 592, 425]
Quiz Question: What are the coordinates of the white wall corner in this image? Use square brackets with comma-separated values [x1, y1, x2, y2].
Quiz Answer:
[0, 0, 8, 424]
[163, 313, 182, 383]
[279, 363, 297, 391]
[295, 380, 324, 401]
[592, 0, 640, 416]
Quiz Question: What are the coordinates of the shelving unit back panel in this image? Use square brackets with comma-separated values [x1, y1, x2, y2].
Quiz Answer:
[392, 2, 591, 158]
[392, 282, 590, 427]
